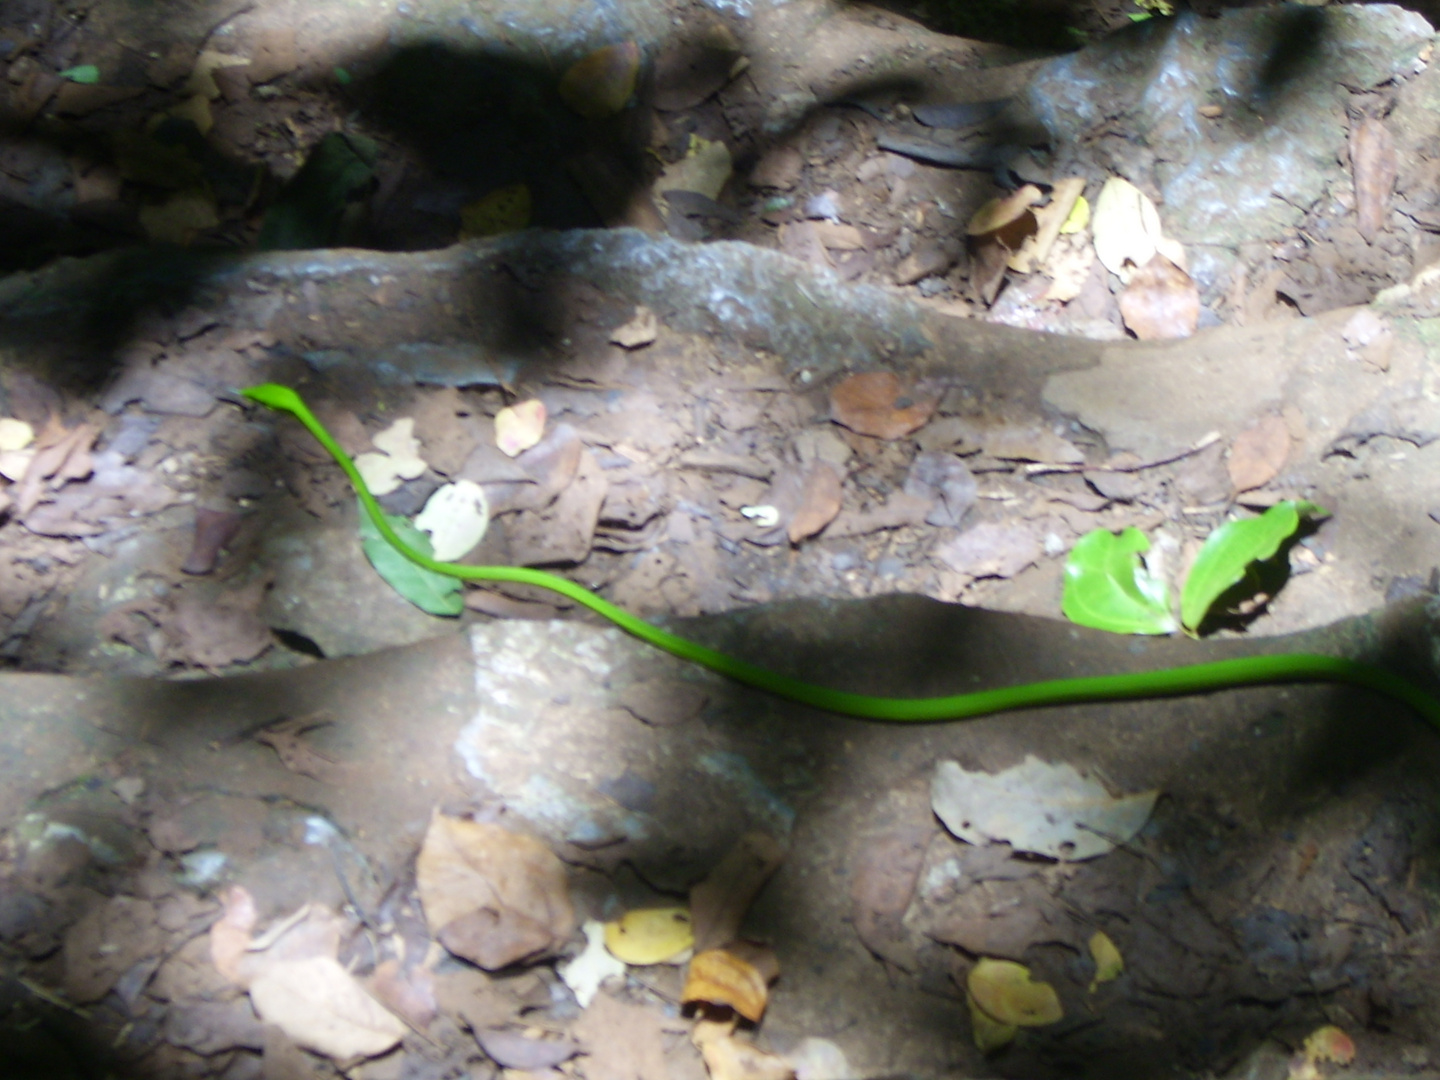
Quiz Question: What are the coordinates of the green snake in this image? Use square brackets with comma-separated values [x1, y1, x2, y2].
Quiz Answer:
[243, 383, 1440, 729]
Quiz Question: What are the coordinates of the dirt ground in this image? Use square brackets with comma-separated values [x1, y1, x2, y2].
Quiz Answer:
[6, 0, 1440, 1078]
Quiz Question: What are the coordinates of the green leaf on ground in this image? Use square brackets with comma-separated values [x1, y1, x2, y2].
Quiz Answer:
[1179, 500, 1324, 632]
[258, 131, 377, 250]
[59, 64, 100, 83]
[357, 499, 463, 617]
[1062, 527, 1177, 635]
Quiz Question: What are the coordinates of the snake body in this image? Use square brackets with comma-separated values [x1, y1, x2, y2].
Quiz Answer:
[243, 383, 1440, 730]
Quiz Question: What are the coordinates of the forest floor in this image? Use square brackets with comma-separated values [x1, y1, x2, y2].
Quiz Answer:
[5, 0, 1440, 1078]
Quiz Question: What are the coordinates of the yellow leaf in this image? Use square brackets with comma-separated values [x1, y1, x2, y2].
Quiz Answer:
[1302, 1025, 1355, 1065]
[1088, 930, 1123, 991]
[654, 136, 732, 202]
[966, 184, 1044, 236]
[461, 184, 531, 239]
[558, 42, 639, 118]
[683, 947, 769, 1022]
[967, 958, 1063, 1027]
[966, 989, 1018, 1053]
[1061, 194, 1090, 234]
[604, 907, 694, 965]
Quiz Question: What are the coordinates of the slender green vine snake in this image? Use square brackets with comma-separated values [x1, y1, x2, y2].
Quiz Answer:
[242, 383, 1440, 730]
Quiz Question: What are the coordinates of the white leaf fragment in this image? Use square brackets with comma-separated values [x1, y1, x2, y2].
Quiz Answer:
[414, 480, 490, 561]
[559, 920, 626, 1008]
[1091, 177, 1185, 284]
[931, 755, 1157, 861]
[355, 417, 427, 496]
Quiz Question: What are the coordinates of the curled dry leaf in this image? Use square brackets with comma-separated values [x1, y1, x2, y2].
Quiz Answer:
[787, 461, 842, 543]
[604, 907, 695, 965]
[415, 811, 575, 970]
[558, 41, 640, 118]
[683, 946, 771, 1022]
[1350, 115, 1396, 245]
[966, 184, 1044, 236]
[1227, 415, 1290, 493]
[1118, 254, 1199, 340]
[249, 955, 406, 1060]
[495, 399, 547, 457]
[829, 371, 937, 440]
[1009, 177, 1086, 274]
[967, 958, 1063, 1027]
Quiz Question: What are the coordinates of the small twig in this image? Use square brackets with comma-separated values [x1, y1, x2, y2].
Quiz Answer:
[1022, 431, 1221, 477]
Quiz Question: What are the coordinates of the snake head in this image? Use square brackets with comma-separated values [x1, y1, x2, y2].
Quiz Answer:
[240, 383, 306, 415]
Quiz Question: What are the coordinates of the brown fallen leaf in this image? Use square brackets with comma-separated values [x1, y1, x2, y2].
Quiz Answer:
[787, 461, 842, 543]
[573, 992, 669, 1080]
[1009, 177, 1086, 274]
[829, 371, 937, 440]
[967, 184, 1044, 236]
[558, 41, 640, 118]
[1117, 254, 1199, 340]
[850, 827, 931, 972]
[210, 885, 258, 986]
[368, 959, 437, 1031]
[1350, 115, 1396, 244]
[63, 895, 163, 1003]
[254, 714, 348, 783]
[181, 506, 243, 575]
[1227, 415, 1290, 493]
[249, 956, 406, 1060]
[932, 523, 1039, 582]
[693, 1020, 796, 1080]
[416, 812, 575, 970]
[690, 832, 787, 952]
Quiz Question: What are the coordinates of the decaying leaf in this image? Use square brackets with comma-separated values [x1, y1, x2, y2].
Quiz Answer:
[1350, 115, 1396, 244]
[558, 41, 640, 118]
[690, 832, 788, 951]
[474, 1027, 580, 1070]
[850, 827, 930, 972]
[611, 305, 659, 349]
[684, 945, 775, 1022]
[604, 907, 695, 965]
[829, 371, 937, 440]
[460, 183, 531, 239]
[1118, 254, 1199, 340]
[495, 399, 547, 458]
[1227, 415, 1290, 493]
[787, 461, 843, 543]
[354, 417, 426, 496]
[1091, 177, 1184, 284]
[416, 812, 575, 970]
[414, 480, 489, 561]
[655, 134, 733, 203]
[560, 921, 626, 1008]
[1043, 232, 1097, 302]
[931, 755, 1158, 861]
[1088, 930, 1124, 991]
[249, 956, 406, 1060]
[574, 992, 670, 1080]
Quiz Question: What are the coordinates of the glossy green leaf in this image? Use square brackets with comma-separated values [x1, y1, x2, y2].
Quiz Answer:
[1062, 527, 1178, 635]
[59, 64, 100, 84]
[1179, 500, 1324, 632]
[357, 499, 463, 617]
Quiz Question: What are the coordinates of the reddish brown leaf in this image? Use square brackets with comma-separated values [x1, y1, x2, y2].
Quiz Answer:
[181, 507, 243, 575]
[1117, 254, 1199, 340]
[1227, 415, 1290, 493]
[1350, 115, 1396, 244]
[787, 461, 842, 543]
[829, 371, 937, 440]
[558, 42, 640, 119]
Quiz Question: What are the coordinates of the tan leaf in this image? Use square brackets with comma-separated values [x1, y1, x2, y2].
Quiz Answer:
[249, 956, 406, 1060]
[1117, 254, 1199, 340]
[573, 992, 669, 1080]
[1009, 177, 1087, 273]
[558, 42, 640, 118]
[697, 1028, 796, 1080]
[690, 832, 787, 951]
[1227, 415, 1290, 493]
[1350, 115, 1396, 244]
[967, 958, 1063, 1027]
[415, 812, 574, 970]
[829, 371, 937, 440]
[610, 305, 658, 349]
[787, 461, 842, 543]
[1042, 231, 1096, 302]
[683, 947, 770, 1022]
[495, 399, 547, 458]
